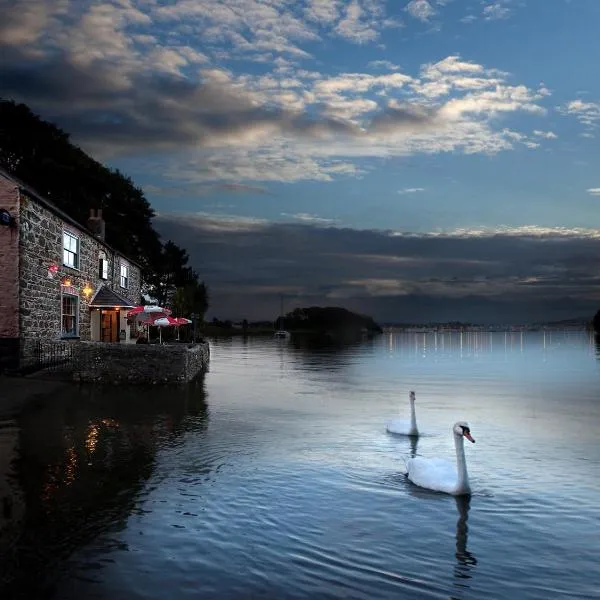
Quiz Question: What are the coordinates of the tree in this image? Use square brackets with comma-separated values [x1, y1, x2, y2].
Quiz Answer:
[145, 240, 197, 307]
[0, 98, 161, 276]
[0, 99, 211, 317]
[172, 280, 209, 321]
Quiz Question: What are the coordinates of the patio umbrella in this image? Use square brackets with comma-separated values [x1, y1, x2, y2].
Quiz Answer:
[173, 317, 192, 340]
[127, 306, 172, 341]
[127, 305, 172, 320]
[153, 316, 179, 343]
[174, 317, 192, 325]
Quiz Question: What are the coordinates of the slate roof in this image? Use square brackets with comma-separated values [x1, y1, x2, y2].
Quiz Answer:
[89, 285, 136, 308]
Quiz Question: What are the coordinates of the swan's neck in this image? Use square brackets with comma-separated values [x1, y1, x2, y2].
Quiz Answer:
[409, 401, 418, 435]
[454, 434, 470, 494]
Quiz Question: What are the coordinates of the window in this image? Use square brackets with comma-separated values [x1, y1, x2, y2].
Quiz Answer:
[63, 231, 79, 269]
[99, 257, 108, 279]
[61, 294, 78, 337]
[120, 263, 129, 288]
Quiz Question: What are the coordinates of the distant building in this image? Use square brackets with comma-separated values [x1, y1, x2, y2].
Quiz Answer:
[0, 168, 142, 371]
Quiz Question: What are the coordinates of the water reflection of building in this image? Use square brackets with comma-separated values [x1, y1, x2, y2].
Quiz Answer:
[0, 424, 25, 551]
[0, 378, 208, 597]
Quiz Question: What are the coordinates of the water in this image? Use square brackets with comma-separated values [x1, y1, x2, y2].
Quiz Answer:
[1, 331, 599, 599]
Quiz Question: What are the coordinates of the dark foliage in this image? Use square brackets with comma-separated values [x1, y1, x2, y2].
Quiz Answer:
[0, 99, 208, 316]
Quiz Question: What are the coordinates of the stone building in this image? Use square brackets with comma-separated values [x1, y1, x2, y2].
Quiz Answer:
[0, 168, 143, 370]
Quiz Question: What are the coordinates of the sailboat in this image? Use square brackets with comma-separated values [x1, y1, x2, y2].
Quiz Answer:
[274, 294, 290, 339]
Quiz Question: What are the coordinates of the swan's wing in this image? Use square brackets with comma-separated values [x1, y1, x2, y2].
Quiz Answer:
[385, 418, 411, 434]
[406, 457, 458, 494]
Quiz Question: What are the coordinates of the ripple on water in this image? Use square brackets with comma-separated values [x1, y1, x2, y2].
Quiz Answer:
[5, 333, 600, 600]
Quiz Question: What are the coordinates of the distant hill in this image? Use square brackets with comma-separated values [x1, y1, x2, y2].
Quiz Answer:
[279, 306, 383, 339]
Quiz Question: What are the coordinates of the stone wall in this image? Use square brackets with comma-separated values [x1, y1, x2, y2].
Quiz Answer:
[0, 174, 20, 339]
[110, 253, 142, 306]
[17, 190, 141, 344]
[72, 341, 210, 384]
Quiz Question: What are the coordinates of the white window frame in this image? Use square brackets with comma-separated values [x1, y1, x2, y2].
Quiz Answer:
[61, 293, 79, 337]
[99, 256, 109, 280]
[120, 262, 129, 289]
[63, 231, 80, 269]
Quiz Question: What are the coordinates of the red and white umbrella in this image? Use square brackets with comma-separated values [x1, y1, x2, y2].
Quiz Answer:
[152, 316, 179, 343]
[174, 317, 192, 325]
[127, 305, 172, 342]
[127, 305, 172, 320]
[153, 316, 193, 341]
[174, 317, 192, 340]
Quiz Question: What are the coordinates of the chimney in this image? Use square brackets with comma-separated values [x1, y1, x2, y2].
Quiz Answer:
[87, 208, 106, 241]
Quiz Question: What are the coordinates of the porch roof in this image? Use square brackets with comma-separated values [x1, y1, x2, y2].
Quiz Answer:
[89, 286, 136, 309]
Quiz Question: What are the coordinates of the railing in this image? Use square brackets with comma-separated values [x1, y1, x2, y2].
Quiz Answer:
[30, 340, 76, 373]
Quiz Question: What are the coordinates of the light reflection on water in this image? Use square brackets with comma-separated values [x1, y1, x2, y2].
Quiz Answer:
[1, 331, 599, 599]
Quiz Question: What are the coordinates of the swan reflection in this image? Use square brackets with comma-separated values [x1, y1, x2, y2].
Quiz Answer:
[452, 494, 478, 598]
[409, 434, 418, 459]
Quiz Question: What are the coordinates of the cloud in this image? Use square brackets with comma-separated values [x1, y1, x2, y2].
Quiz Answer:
[218, 183, 272, 195]
[533, 130, 557, 139]
[335, 0, 379, 43]
[281, 212, 338, 224]
[368, 60, 401, 71]
[143, 182, 271, 198]
[156, 211, 269, 233]
[154, 213, 600, 323]
[404, 225, 600, 239]
[0, 3, 552, 184]
[482, 2, 512, 20]
[587, 188, 600, 196]
[398, 187, 426, 194]
[559, 99, 600, 137]
[460, 1, 518, 24]
[305, 0, 343, 24]
[405, 0, 436, 22]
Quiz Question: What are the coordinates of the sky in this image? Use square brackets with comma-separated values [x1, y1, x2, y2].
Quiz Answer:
[1, 0, 600, 324]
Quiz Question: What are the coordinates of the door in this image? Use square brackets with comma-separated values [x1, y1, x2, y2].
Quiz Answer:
[101, 310, 119, 342]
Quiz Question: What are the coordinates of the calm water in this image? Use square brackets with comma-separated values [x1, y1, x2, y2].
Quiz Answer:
[1, 331, 600, 599]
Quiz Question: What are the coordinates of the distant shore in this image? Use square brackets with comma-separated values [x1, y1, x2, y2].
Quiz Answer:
[197, 323, 591, 337]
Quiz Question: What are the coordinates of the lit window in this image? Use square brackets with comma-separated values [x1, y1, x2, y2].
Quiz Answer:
[120, 263, 129, 288]
[99, 257, 108, 279]
[63, 231, 79, 269]
[62, 294, 78, 337]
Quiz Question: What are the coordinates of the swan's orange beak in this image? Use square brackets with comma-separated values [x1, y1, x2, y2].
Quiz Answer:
[464, 432, 475, 443]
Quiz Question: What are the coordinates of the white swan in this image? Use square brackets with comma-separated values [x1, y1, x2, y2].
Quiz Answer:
[385, 391, 419, 436]
[406, 422, 475, 496]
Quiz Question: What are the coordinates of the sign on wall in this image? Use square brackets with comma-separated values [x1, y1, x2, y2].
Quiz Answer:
[0, 208, 16, 228]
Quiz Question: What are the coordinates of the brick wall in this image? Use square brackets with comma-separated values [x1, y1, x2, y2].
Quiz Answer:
[0, 174, 20, 339]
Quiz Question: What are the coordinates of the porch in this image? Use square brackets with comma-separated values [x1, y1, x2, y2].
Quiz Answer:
[89, 286, 137, 343]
